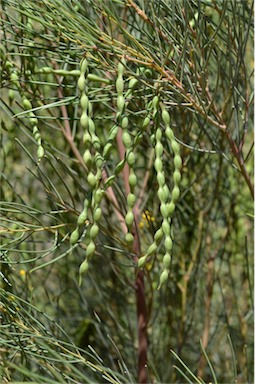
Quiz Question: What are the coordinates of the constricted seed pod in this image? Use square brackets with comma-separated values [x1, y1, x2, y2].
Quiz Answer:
[164, 236, 173, 251]
[163, 252, 171, 268]
[174, 155, 182, 170]
[125, 232, 134, 244]
[154, 158, 163, 172]
[171, 140, 180, 154]
[125, 210, 134, 227]
[173, 170, 181, 184]
[127, 193, 136, 207]
[158, 269, 169, 289]
[171, 186, 180, 202]
[93, 207, 102, 222]
[162, 108, 171, 125]
[86, 241, 96, 259]
[128, 172, 137, 189]
[146, 242, 158, 256]
[79, 259, 89, 277]
[90, 223, 99, 239]
[70, 228, 79, 245]
[122, 131, 132, 148]
[78, 76, 86, 92]
[87, 172, 97, 187]
[138, 255, 148, 268]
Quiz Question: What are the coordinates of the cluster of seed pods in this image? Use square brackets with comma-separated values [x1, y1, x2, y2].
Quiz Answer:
[69, 58, 104, 284]
[138, 98, 182, 288]
[5, 60, 44, 163]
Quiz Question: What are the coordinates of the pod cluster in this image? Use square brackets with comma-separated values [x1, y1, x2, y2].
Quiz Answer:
[138, 99, 182, 288]
[70, 58, 104, 284]
[6, 60, 44, 164]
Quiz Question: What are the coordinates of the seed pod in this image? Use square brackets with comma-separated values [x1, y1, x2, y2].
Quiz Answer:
[93, 207, 102, 222]
[125, 210, 134, 227]
[154, 227, 164, 243]
[157, 171, 165, 186]
[77, 210, 88, 226]
[164, 236, 173, 251]
[117, 95, 125, 111]
[86, 241, 96, 259]
[80, 94, 89, 111]
[142, 116, 150, 129]
[162, 108, 171, 125]
[146, 242, 157, 256]
[127, 151, 135, 166]
[171, 140, 180, 154]
[162, 219, 171, 235]
[122, 131, 132, 148]
[125, 232, 134, 244]
[83, 149, 92, 166]
[154, 158, 163, 172]
[79, 259, 89, 275]
[172, 186, 180, 202]
[160, 203, 168, 218]
[158, 269, 169, 289]
[37, 145, 44, 161]
[94, 189, 104, 204]
[163, 252, 171, 268]
[167, 202, 176, 216]
[127, 193, 136, 207]
[80, 112, 89, 128]
[90, 223, 99, 239]
[138, 255, 148, 268]
[155, 128, 162, 141]
[128, 172, 137, 189]
[23, 98, 32, 110]
[87, 172, 97, 187]
[155, 141, 163, 156]
[70, 228, 79, 245]
[121, 116, 129, 129]
[174, 155, 182, 170]
[78, 76, 86, 92]
[173, 170, 181, 184]
[116, 77, 124, 95]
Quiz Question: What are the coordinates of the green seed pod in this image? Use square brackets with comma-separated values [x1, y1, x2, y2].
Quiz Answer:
[165, 127, 175, 141]
[37, 145, 44, 161]
[127, 193, 136, 207]
[122, 131, 132, 148]
[80, 94, 89, 111]
[117, 95, 125, 111]
[154, 158, 163, 172]
[40, 66, 53, 74]
[127, 151, 135, 166]
[121, 116, 129, 129]
[23, 98, 32, 110]
[171, 140, 180, 154]
[128, 172, 137, 189]
[78, 76, 86, 92]
[87, 172, 97, 187]
[162, 219, 171, 235]
[86, 241, 96, 259]
[93, 207, 102, 222]
[125, 232, 134, 244]
[79, 259, 89, 285]
[83, 134, 91, 147]
[138, 255, 148, 268]
[163, 252, 171, 268]
[155, 142, 163, 156]
[155, 129, 162, 141]
[80, 58, 88, 74]
[142, 116, 150, 129]
[128, 77, 138, 89]
[88, 73, 110, 84]
[174, 155, 182, 170]
[172, 186, 180, 202]
[90, 223, 99, 239]
[164, 236, 173, 251]
[160, 203, 168, 218]
[152, 96, 159, 109]
[103, 142, 112, 158]
[80, 112, 89, 128]
[162, 108, 171, 125]
[116, 77, 124, 95]
[146, 242, 158, 256]
[157, 171, 165, 186]
[173, 170, 181, 185]
[158, 269, 169, 289]
[167, 202, 176, 216]
[77, 210, 88, 226]
[83, 149, 92, 166]
[125, 210, 134, 227]
[117, 60, 125, 75]
[70, 228, 79, 245]
[79, 259, 89, 275]
[94, 189, 104, 204]
[154, 227, 164, 243]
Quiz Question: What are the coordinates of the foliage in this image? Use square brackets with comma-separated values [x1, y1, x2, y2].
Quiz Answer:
[0, 0, 254, 383]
